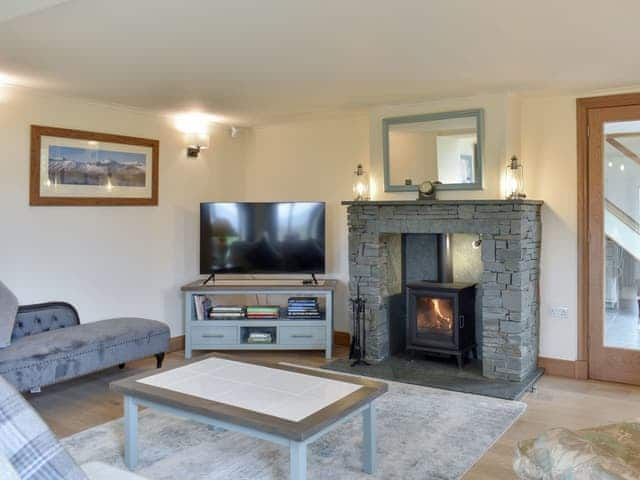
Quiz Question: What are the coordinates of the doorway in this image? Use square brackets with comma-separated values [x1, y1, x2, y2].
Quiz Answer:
[579, 93, 640, 384]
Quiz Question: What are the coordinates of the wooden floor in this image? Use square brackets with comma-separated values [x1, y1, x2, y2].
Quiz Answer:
[27, 348, 640, 479]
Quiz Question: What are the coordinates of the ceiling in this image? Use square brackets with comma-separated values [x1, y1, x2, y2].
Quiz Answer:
[1, 0, 640, 125]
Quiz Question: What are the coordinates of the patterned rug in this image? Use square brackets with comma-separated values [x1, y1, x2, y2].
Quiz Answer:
[62, 378, 525, 479]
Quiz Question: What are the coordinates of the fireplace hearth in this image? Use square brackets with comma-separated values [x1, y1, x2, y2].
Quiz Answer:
[407, 282, 477, 368]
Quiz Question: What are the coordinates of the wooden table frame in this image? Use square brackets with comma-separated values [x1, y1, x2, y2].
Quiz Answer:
[111, 355, 387, 480]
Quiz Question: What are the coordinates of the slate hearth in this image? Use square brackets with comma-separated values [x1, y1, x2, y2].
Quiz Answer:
[343, 199, 543, 381]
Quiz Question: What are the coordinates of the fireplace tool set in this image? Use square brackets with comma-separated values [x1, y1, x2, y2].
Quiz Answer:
[349, 279, 370, 367]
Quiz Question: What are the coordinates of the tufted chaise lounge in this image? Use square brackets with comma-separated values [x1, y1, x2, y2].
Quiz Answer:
[0, 301, 170, 392]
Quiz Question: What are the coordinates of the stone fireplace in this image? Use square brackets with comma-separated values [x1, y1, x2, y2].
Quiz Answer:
[343, 200, 543, 381]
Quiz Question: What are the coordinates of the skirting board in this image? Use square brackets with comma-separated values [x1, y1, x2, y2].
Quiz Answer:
[538, 357, 588, 380]
[168, 331, 352, 354]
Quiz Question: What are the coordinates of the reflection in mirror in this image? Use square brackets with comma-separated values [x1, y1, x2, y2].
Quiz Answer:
[383, 110, 483, 192]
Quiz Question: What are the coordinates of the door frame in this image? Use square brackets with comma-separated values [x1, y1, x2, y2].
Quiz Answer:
[577, 92, 640, 380]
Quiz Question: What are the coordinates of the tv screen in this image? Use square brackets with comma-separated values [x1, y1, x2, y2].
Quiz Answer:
[200, 202, 326, 275]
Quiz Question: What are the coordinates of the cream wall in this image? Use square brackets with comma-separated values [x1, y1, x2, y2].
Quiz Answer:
[521, 95, 578, 360]
[4, 81, 637, 361]
[0, 86, 247, 336]
[244, 112, 370, 331]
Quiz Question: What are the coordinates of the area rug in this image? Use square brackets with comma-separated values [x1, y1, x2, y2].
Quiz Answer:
[324, 354, 544, 400]
[62, 377, 525, 480]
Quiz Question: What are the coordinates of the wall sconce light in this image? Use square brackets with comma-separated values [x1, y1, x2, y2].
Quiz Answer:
[185, 132, 210, 158]
[352, 164, 370, 201]
[505, 155, 526, 200]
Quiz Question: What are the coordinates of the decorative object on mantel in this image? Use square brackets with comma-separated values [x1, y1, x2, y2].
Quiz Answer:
[30, 125, 159, 206]
[417, 180, 441, 200]
[349, 278, 370, 366]
[352, 163, 370, 201]
[505, 155, 526, 200]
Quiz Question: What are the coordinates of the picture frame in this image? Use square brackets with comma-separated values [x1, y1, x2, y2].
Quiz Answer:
[30, 125, 159, 206]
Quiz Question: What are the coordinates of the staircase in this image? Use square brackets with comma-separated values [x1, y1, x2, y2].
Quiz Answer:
[606, 200, 640, 262]
[605, 131, 640, 261]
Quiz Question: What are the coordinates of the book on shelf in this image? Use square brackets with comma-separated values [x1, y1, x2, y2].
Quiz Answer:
[247, 332, 273, 344]
[210, 305, 245, 312]
[246, 305, 280, 312]
[209, 313, 246, 320]
[209, 305, 245, 319]
[287, 296, 320, 319]
[193, 295, 212, 321]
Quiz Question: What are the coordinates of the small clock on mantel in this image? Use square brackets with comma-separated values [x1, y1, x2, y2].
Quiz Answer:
[418, 180, 441, 200]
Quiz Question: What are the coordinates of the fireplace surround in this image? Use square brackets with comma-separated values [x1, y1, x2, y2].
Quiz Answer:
[343, 199, 543, 381]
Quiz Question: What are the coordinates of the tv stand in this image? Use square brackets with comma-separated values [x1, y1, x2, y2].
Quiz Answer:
[181, 279, 336, 359]
[202, 272, 216, 285]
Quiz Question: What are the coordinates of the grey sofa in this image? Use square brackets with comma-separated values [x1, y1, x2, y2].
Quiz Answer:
[0, 300, 170, 392]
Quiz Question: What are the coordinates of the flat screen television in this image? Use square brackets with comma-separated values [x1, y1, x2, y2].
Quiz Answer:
[200, 202, 326, 275]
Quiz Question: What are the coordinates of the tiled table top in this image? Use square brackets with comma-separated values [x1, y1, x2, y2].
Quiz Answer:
[138, 357, 362, 422]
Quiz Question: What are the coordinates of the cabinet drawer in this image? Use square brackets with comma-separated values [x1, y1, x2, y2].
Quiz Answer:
[279, 326, 325, 345]
[192, 325, 237, 345]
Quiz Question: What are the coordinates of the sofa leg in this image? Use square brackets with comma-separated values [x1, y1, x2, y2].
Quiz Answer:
[119, 363, 126, 370]
[155, 353, 165, 369]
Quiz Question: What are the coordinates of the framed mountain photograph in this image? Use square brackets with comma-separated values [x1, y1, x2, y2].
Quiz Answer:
[30, 125, 159, 206]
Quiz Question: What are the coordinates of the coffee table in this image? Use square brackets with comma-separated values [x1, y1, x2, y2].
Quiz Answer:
[110, 355, 387, 480]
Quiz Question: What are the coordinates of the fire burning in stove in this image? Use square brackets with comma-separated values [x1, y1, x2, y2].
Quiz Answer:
[416, 297, 454, 333]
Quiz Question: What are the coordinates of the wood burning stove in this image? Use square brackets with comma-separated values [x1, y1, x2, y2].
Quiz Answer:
[406, 281, 477, 368]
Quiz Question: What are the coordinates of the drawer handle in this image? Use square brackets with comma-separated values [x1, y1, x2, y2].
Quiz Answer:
[291, 334, 313, 338]
[202, 334, 225, 338]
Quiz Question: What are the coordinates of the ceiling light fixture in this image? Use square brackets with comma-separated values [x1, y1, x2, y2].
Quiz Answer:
[620, 164, 625, 171]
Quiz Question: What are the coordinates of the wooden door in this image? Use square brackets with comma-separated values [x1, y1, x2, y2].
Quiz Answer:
[588, 103, 640, 384]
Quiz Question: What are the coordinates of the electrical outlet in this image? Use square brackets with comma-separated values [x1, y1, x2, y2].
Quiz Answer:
[550, 307, 569, 320]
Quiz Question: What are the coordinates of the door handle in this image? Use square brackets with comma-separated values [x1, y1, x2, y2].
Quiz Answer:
[459, 315, 465, 329]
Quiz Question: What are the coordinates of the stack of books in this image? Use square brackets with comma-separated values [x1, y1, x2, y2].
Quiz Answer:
[193, 295, 212, 320]
[209, 305, 245, 320]
[287, 297, 321, 319]
[247, 332, 273, 344]
[245, 305, 280, 319]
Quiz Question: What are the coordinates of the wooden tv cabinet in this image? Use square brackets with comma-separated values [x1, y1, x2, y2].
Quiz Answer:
[181, 279, 336, 359]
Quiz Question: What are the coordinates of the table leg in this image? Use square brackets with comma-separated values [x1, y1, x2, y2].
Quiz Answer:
[124, 396, 139, 470]
[363, 402, 376, 474]
[289, 441, 307, 480]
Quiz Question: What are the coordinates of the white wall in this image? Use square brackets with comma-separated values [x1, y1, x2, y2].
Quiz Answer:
[0, 86, 247, 336]
[244, 112, 370, 331]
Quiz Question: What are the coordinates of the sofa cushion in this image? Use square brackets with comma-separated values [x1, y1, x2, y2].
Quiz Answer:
[0, 452, 21, 480]
[514, 423, 640, 479]
[0, 317, 170, 392]
[0, 374, 88, 479]
[0, 281, 18, 348]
